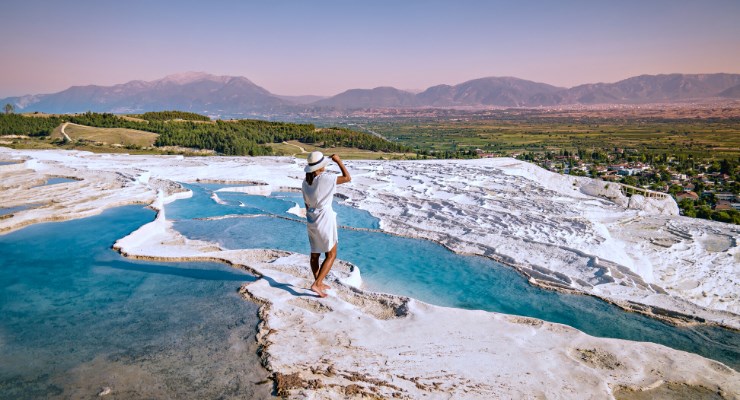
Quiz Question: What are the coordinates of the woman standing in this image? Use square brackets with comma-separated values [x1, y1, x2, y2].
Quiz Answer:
[302, 151, 351, 297]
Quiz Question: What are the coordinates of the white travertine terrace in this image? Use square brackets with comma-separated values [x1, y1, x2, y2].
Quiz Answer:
[1, 147, 738, 398]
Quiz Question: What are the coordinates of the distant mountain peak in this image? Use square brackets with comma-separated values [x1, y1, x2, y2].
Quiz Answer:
[156, 71, 246, 85]
[0, 72, 286, 115]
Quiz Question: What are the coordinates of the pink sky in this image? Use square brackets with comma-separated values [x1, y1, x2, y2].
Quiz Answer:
[1, 1, 739, 97]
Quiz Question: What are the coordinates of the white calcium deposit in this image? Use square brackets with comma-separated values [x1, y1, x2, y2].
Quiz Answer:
[1, 147, 738, 399]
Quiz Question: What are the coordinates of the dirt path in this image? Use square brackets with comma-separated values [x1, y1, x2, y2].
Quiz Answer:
[60, 122, 72, 142]
[282, 141, 307, 155]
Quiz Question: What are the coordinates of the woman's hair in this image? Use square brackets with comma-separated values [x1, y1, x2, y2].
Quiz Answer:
[305, 171, 317, 185]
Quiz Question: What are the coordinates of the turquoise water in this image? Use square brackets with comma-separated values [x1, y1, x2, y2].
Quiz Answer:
[0, 205, 32, 217]
[171, 184, 740, 369]
[0, 204, 44, 218]
[169, 184, 379, 230]
[0, 206, 271, 399]
[32, 177, 79, 187]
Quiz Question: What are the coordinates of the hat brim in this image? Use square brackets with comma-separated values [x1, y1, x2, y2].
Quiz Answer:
[304, 157, 331, 173]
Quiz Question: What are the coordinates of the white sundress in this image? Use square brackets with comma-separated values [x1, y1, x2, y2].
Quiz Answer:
[302, 172, 338, 253]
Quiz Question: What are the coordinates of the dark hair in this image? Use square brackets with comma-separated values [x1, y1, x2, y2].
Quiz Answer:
[306, 171, 317, 185]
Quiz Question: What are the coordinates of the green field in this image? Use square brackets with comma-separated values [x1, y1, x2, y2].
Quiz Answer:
[366, 119, 740, 160]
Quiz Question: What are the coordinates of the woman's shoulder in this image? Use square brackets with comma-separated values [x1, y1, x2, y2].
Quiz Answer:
[318, 172, 336, 183]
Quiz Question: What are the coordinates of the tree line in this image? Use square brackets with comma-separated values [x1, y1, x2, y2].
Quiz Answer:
[0, 112, 411, 156]
[297, 127, 410, 153]
[0, 114, 64, 136]
[138, 111, 212, 122]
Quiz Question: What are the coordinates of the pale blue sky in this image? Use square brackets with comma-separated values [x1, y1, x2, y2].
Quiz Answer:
[1, 0, 739, 97]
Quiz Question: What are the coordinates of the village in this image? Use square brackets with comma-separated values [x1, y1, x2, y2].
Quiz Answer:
[508, 148, 740, 224]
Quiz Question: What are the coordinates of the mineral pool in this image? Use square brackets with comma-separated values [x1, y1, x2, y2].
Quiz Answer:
[171, 183, 739, 370]
[1, 182, 737, 400]
[0, 205, 271, 399]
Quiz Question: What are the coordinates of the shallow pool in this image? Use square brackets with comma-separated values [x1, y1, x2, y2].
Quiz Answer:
[171, 183, 740, 369]
[0, 206, 271, 399]
[0, 205, 32, 217]
[32, 177, 79, 188]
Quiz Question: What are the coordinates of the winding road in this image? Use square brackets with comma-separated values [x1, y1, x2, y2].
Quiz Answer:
[60, 122, 72, 142]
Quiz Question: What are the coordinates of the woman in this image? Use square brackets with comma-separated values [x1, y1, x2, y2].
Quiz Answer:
[302, 151, 351, 297]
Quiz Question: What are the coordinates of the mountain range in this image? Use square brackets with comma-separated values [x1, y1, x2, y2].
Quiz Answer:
[3, 72, 740, 116]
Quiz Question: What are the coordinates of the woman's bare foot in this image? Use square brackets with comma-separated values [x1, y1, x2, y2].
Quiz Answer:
[310, 283, 327, 298]
[320, 282, 331, 290]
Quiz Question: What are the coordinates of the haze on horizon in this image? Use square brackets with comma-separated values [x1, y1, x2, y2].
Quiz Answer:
[1, 0, 739, 98]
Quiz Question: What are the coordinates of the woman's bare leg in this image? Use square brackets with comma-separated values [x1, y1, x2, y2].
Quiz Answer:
[310, 253, 320, 279]
[310, 243, 337, 297]
[310, 252, 330, 290]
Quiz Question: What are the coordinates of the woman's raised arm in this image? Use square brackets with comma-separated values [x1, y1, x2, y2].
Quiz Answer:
[331, 154, 351, 185]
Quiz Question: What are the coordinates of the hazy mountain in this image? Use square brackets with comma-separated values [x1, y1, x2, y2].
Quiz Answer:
[718, 84, 740, 99]
[2, 72, 740, 115]
[316, 74, 740, 109]
[275, 94, 329, 104]
[562, 73, 740, 104]
[2, 72, 289, 115]
[311, 87, 419, 108]
[416, 77, 564, 107]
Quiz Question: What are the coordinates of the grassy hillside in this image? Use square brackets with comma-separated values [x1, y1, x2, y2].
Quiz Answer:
[52, 123, 158, 147]
[0, 111, 413, 158]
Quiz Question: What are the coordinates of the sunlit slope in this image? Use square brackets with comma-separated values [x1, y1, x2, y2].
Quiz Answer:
[51, 122, 158, 147]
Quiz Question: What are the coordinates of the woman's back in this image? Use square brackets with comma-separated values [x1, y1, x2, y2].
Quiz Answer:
[302, 172, 336, 210]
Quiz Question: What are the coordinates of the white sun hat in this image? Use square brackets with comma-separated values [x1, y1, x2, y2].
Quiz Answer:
[304, 151, 331, 173]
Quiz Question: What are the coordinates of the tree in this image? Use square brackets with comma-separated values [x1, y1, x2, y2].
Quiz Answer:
[678, 198, 696, 217]
[668, 184, 683, 196]
[693, 180, 705, 194]
[696, 205, 712, 219]
[3, 103, 14, 115]
[719, 159, 732, 175]
[621, 176, 638, 186]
